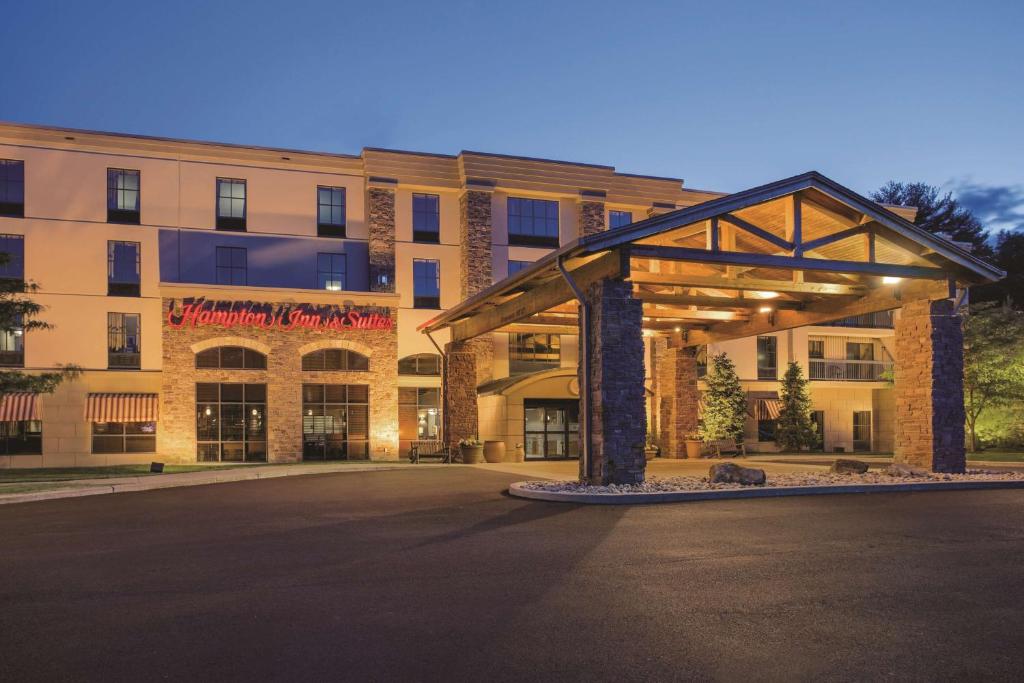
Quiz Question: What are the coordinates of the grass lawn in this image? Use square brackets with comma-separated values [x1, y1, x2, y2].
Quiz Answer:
[968, 451, 1024, 462]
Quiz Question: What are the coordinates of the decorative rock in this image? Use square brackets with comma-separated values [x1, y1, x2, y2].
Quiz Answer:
[709, 462, 766, 486]
[831, 459, 869, 475]
[884, 462, 928, 477]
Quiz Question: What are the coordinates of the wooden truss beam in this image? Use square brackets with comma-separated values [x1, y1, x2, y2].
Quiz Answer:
[719, 213, 794, 252]
[634, 291, 804, 310]
[629, 271, 866, 296]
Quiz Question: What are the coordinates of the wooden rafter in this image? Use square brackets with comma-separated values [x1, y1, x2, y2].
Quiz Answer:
[629, 271, 866, 296]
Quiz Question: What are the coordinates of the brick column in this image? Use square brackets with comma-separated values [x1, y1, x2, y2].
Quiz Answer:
[459, 182, 494, 384]
[367, 179, 396, 293]
[577, 190, 606, 237]
[580, 277, 647, 485]
[894, 298, 966, 472]
[657, 346, 700, 458]
[443, 340, 479, 450]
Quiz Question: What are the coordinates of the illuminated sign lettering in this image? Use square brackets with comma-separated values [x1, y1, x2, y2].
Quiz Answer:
[166, 298, 393, 332]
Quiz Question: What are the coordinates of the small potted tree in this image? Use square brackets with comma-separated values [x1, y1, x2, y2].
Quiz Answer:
[458, 436, 484, 464]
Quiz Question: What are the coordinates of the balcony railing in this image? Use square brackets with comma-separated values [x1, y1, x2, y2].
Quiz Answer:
[108, 352, 141, 369]
[809, 359, 892, 381]
[820, 311, 895, 329]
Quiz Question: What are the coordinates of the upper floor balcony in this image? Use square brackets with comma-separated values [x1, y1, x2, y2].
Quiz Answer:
[809, 358, 892, 381]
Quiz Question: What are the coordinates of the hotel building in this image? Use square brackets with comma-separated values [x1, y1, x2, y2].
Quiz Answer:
[0, 122, 922, 467]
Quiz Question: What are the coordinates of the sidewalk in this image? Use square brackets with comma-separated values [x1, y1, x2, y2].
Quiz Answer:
[0, 462, 436, 506]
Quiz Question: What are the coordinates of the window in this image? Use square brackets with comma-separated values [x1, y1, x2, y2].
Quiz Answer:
[398, 354, 442, 376]
[317, 253, 346, 291]
[413, 259, 440, 309]
[757, 336, 777, 380]
[0, 160, 24, 218]
[399, 386, 440, 452]
[303, 384, 369, 460]
[846, 342, 874, 361]
[301, 348, 369, 371]
[412, 193, 440, 243]
[92, 421, 156, 454]
[696, 345, 708, 379]
[216, 178, 246, 231]
[758, 418, 777, 443]
[808, 339, 824, 359]
[317, 186, 346, 237]
[107, 169, 140, 223]
[0, 316, 23, 367]
[510, 333, 560, 373]
[609, 210, 633, 229]
[508, 197, 559, 247]
[811, 410, 825, 452]
[524, 400, 580, 459]
[853, 411, 872, 451]
[108, 312, 141, 368]
[195, 346, 267, 369]
[0, 234, 25, 282]
[216, 246, 247, 285]
[107, 241, 141, 296]
[196, 383, 267, 462]
[508, 260, 531, 276]
[0, 420, 41, 455]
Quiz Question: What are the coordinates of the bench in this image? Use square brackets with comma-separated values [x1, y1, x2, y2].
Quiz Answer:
[709, 439, 747, 458]
[409, 440, 453, 464]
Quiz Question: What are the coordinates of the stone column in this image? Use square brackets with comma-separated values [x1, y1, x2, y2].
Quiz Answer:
[459, 181, 495, 384]
[577, 190, 606, 237]
[657, 346, 700, 458]
[367, 178, 396, 293]
[443, 339, 479, 450]
[580, 277, 647, 485]
[894, 298, 966, 472]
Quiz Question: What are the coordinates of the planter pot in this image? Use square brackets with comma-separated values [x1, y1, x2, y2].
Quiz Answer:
[483, 440, 505, 464]
[460, 445, 484, 464]
[685, 440, 703, 460]
[644, 447, 658, 461]
[514, 444, 526, 463]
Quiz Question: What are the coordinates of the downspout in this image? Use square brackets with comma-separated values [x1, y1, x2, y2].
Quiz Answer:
[425, 329, 448, 446]
[558, 256, 591, 483]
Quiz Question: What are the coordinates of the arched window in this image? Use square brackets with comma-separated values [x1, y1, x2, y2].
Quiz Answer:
[195, 346, 267, 369]
[398, 353, 441, 376]
[301, 348, 369, 371]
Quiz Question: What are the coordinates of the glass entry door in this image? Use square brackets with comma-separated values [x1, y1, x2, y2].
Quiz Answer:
[811, 411, 825, 452]
[524, 399, 579, 460]
[853, 411, 872, 451]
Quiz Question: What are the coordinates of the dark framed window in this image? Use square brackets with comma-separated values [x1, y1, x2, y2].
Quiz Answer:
[524, 399, 579, 459]
[92, 421, 156, 454]
[413, 259, 440, 309]
[846, 342, 874, 361]
[0, 234, 25, 283]
[196, 383, 267, 462]
[808, 339, 825, 359]
[398, 354, 441, 376]
[0, 160, 24, 218]
[216, 246, 247, 285]
[853, 411, 872, 451]
[216, 178, 246, 231]
[317, 253, 346, 291]
[508, 260, 531, 276]
[0, 315, 23, 367]
[107, 312, 140, 369]
[696, 345, 708, 378]
[317, 186, 346, 237]
[301, 348, 369, 371]
[399, 386, 440, 452]
[107, 169, 140, 223]
[107, 240, 141, 296]
[195, 346, 267, 369]
[609, 210, 633, 229]
[510, 333, 560, 374]
[811, 410, 825, 452]
[757, 336, 777, 380]
[758, 419, 777, 442]
[508, 197, 559, 247]
[303, 384, 369, 460]
[412, 193, 440, 243]
[0, 420, 41, 454]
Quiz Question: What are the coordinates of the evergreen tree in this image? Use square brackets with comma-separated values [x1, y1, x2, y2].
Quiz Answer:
[0, 257, 78, 394]
[775, 362, 817, 451]
[700, 353, 746, 442]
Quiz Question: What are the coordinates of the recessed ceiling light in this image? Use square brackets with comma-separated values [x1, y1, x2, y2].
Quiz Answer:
[882, 276, 902, 285]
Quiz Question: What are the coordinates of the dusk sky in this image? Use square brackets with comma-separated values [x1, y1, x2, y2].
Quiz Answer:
[3, 0, 1021, 231]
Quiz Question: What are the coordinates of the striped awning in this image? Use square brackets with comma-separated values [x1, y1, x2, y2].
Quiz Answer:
[85, 393, 159, 422]
[756, 399, 783, 420]
[0, 393, 40, 421]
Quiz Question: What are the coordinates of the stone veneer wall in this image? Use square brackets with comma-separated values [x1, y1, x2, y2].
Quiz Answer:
[459, 188, 495, 384]
[443, 339, 479, 449]
[367, 186, 396, 293]
[578, 200, 606, 236]
[893, 298, 966, 472]
[581, 277, 647, 484]
[657, 346, 700, 458]
[159, 300, 399, 463]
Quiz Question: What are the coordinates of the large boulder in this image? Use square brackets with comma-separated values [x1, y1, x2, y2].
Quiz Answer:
[709, 462, 766, 486]
[830, 458, 869, 475]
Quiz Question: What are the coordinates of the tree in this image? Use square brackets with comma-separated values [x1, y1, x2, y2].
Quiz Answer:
[700, 353, 747, 442]
[976, 230, 1024, 306]
[0, 259, 77, 394]
[871, 181, 992, 258]
[775, 362, 817, 452]
[962, 301, 1024, 451]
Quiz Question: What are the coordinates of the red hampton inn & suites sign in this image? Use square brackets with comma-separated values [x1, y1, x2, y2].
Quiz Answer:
[167, 298, 393, 332]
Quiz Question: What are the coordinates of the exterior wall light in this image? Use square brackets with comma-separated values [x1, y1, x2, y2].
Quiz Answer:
[882, 276, 902, 285]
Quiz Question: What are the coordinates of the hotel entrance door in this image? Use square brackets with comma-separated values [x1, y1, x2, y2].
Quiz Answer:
[524, 399, 579, 460]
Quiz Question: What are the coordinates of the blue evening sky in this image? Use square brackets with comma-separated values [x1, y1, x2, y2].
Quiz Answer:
[2, 0, 1022, 231]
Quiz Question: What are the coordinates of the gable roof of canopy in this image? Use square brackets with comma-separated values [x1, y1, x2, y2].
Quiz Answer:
[420, 171, 1003, 347]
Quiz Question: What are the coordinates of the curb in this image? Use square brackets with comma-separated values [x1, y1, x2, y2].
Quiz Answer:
[507, 479, 1024, 505]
